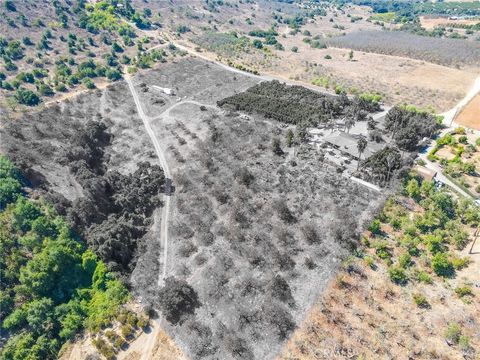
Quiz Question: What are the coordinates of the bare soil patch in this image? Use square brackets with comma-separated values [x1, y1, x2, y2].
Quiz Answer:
[456, 94, 480, 130]
[420, 16, 480, 30]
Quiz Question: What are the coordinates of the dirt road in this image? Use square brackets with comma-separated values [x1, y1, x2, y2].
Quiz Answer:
[125, 74, 172, 286]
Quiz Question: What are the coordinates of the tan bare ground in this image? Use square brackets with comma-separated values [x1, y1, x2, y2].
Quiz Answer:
[264, 34, 478, 111]
[59, 317, 183, 360]
[456, 94, 480, 130]
[278, 228, 480, 360]
[118, 321, 184, 360]
[180, 35, 476, 112]
[420, 16, 480, 30]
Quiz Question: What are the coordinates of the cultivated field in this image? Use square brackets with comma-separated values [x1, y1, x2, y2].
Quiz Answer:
[327, 31, 480, 67]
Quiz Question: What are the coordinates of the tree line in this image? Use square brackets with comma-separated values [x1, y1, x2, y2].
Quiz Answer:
[0, 155, 129, 360]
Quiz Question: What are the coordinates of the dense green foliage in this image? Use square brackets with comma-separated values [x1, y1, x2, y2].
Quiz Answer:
[0, 0, 169, 106]
[366, 172, 479, 286]
[0, 156, 129, 360]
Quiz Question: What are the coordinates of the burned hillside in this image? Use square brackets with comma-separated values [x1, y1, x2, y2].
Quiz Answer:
[0, 82, 164, 274]
[116, 59, 391, 360]
[152, 106, 387, 360]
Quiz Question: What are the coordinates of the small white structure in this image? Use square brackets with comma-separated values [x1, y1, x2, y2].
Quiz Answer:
[152, 85, 175, 96]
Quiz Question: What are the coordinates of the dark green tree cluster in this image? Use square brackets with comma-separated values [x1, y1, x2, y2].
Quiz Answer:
[57, 121, 165, 273]
[385, 106, 440, 151]
[217, 80, 374, 128]
[361, 146, 402, 183]
[0, 156, 129, 360]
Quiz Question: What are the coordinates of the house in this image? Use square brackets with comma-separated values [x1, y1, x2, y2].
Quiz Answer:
[152, 85, 176, 96]
[323, 131, 380, 161]
[414, 166, 437, 182]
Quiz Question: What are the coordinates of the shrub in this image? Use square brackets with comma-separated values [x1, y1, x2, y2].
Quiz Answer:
[37, 83, 54, 96]
[104, 330, 116, 342]
[374, 241, 390, 260]
[15, 88, 40, 105]
[324, 54, 332, 59]
[454, 286, 473, 298]
[388, 266, 408, 285]
[416, 270, 433, 284]
[444, 322, 461, 344]
[291, 46, 298, 52]
[458, 335, 470, 351]
[120, 324, 133, 339]
[4, 0, 16, 11]
[136, 316, 149, 329]
[452, 256, 470, 270]
[398, 253, 412, 268]
[334, 85, 345, 95]
[412, 293, 429, 308]
[55, 83, 67, 92]
[114, 336, 126, 349]
[106, 68, 122, 81]
[369, 219, 381, 235]
[252, 39, 263, 49]
[83, 78, 95, 89]
[92, 338, 115, 360]
[431, 252, 454, 277]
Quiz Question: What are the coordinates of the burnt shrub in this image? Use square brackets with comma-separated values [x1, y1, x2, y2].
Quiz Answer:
[261, 301, 295, 340]
[301, 222, 321, 244]
[157, 277, 200, 324]
[273, 199, 296, 223]
[234, 167, 254, 187]
[223, 333, 254, 360]
[268, 275, 295, 307]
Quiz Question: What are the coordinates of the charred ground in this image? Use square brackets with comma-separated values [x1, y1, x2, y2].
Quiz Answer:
[0, 81, 165, 276]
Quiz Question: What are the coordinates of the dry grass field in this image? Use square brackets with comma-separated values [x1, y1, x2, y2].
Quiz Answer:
[456, 94, 480, 130]
[182, 4, 479, 112]
[420, 16, 480, 30]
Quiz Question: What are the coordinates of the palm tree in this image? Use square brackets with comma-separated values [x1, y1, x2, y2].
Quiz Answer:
[357, 135, 367, 170]
[345, 117, 355, 133]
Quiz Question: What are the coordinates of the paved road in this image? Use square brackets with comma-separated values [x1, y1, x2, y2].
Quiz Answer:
[125, 74, 172, 286]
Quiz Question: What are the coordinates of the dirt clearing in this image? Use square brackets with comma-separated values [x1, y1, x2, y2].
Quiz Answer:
[420, 16, 480, 30]
[455, 94, 480, 130]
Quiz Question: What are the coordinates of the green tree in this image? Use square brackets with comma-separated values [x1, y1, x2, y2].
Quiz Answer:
[406, 178, 420, 200]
